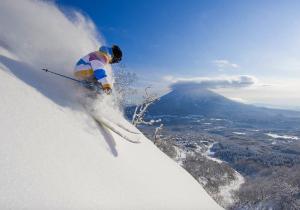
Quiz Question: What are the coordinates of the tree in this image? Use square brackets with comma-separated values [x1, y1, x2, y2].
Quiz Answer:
[131, 86, 161, 126]
[153, 123, 164, 145]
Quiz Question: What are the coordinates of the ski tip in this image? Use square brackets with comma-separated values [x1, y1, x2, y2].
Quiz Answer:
[131, 140, 141, 144]
[92, 116, 142, 144]
[125, 137, 141, 144]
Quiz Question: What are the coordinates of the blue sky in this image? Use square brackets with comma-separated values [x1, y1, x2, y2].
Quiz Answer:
[57, 0, 300, 109]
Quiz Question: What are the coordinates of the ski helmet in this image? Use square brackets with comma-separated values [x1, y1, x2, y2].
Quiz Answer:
[99, 46, 113, 56]
[111, 45, 122, 64]
[99, 45, 122, 64]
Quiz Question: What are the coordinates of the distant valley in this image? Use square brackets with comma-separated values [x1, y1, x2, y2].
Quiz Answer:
[126, 86, 300, 209]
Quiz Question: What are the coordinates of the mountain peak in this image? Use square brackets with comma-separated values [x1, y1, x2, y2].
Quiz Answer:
[145, 85, 300, 127]
[147, 87, 236, 117]
[170, 87, 226, 99]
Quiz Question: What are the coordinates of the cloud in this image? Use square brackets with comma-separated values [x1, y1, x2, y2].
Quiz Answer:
[213, 59, 240, 69]
[169, 75, 257, 90]
[228, 97, 249, 104]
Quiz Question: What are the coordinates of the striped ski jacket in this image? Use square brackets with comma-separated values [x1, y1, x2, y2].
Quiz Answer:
[74, 51, 111, 89]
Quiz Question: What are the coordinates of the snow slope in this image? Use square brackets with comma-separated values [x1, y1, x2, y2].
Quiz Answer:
[0, 67, 222, 210]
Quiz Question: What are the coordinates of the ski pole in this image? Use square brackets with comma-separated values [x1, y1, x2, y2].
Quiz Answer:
[41, 68, 104, 94]
[41, 68, 81, 83]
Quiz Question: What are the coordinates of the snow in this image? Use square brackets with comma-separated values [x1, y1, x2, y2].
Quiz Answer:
[0, 1, 222, 209]
[265, 133, 299, 140]
[173, 146, 187, 166]
[201, 142, 245, 208]
[0, 68, 224, 210]
[218, 171, 244, 208]
[248, 129, 260, 132]
[232, 132, 246, 135]
[210, 118, 223, 121]
[204, 143, 223, 163]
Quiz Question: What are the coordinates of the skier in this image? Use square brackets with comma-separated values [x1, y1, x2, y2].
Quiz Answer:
[74, 45, 122, 95]
[72, 45, 140, 143]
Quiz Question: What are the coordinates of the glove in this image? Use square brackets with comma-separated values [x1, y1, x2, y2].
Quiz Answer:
[102, 83, 112, 95]
[103, 87, 112, 95]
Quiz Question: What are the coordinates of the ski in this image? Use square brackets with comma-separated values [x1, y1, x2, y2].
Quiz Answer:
[109, 121, 141, 134]
[93, 116, 141, 143]
[95, 115, 140, 134]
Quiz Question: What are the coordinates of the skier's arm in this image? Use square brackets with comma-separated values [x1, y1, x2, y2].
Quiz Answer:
[93, 68, 111, 89]
[89, 55, 112, 91]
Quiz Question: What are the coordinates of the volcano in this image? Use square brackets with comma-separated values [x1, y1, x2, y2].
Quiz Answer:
[136, 86, 300, 128]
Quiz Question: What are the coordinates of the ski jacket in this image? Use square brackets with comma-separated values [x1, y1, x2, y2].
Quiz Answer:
[74, 51, 111, 89]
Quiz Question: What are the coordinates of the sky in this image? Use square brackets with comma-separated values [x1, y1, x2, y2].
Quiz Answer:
[55, 0, 300, 109]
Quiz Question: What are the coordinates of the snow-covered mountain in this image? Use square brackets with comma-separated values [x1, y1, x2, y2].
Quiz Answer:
[144, 86, 300, 127]
[0, 0, 222, 209]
